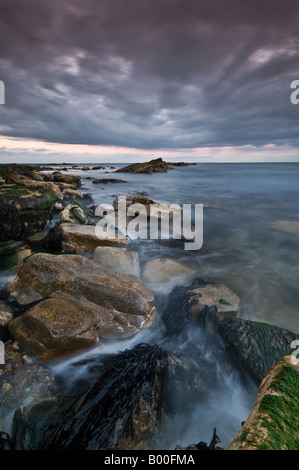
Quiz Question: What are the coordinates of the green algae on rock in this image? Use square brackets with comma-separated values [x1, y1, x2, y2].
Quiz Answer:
[227, 355, 299, 450]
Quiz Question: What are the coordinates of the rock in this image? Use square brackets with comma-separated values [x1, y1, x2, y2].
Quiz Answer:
[163, 278, 240, 335]
[167, 162, 197, 167]
[0, 187, 58, 242]
[186, 278, 241, 321]
[216, 316, 299, 385]
[227, 355, 299, 450]
[116, 158, 169, 174]
[52, 171, 81, 188]
[93, 246, 140, 277]
[59, 201, 96, 225]
[9, 297, 104, 360]
[11, 344, 206, 450]
[60, 223, 128, 253]
[43, 225, 63, 251]
[1, 382, 12, 393]
[0, 359, 57, 436]
[0, 240, 28, 260]
[54, 202, 64, 211]
[112, 194, 183, 239]
[142, 258, 194, 292]
[1, 164, 83, 203]
[0, 303, 13, 339]
[92, 178, 127, 184]
[269, 220, 299, 236]
[8, 253, 156, 359]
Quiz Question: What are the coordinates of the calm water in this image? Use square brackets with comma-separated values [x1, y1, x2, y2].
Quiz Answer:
[1, 162, 299, 448]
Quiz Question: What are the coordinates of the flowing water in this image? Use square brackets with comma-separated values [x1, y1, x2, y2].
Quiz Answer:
[1, 162, 299, 448]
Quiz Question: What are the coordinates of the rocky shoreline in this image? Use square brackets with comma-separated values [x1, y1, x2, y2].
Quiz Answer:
[0, 163, 298, 450]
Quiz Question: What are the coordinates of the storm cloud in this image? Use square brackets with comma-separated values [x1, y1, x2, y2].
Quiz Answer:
[0, 0, 299, 155]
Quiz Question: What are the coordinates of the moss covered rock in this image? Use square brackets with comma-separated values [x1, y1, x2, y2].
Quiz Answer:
[227, 355, 299, 450]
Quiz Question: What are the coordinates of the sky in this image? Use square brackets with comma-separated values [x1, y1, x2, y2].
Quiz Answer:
[0, 0, 299, 163]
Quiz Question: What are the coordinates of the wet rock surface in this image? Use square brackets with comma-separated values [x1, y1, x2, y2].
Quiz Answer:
[11, 344, 207, 450]
[93, 246, 140, 277]
[8, 253, 156, 360]
[227, 355, 299, 450]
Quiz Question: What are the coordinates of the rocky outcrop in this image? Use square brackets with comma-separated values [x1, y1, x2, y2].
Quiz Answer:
[52, 171, 81, 188]
[227, 355, 299, 450]
[11, 344, 206, 450]
[8, 253, 156, 360]
[0, 165, 83, 242]
[92, 178, 127, 184]
[5, 169, 82, 200]
[93, 246, 140, 277]
[116, 158, 169, 174]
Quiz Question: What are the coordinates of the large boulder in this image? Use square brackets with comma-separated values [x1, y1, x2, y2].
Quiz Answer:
[11, 344, 206, 450]
[93, 246, 140, 277]
[60, 223, 128, 253]
[227, 355, 299, 450]
[8, 253, 156, 360]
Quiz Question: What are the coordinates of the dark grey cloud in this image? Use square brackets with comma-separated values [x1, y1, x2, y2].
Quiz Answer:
[0, 0, 299, 151]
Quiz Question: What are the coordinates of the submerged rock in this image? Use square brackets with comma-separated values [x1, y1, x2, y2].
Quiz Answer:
[11, 344, 206, 450]
[0, 357, 57, 438]
[93, 246, 140, 277]
[227, 355, 299, 450]
[92, 178, 127, 184]
[142, 257, 194, 292]
[8, 253, 156, 360]
[268, 220, 299, 236]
